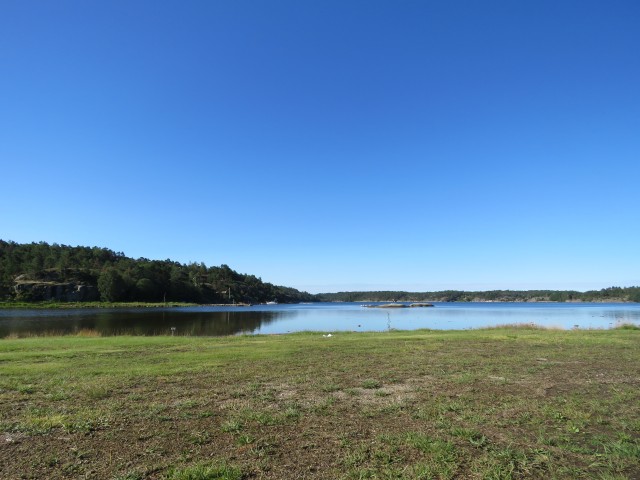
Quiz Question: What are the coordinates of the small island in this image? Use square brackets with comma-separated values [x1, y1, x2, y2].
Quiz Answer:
[363, 302, 434, 308]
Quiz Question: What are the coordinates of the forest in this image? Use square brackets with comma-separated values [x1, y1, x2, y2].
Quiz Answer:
[0, 240, 315, 304]
[2, 240, 638, 304]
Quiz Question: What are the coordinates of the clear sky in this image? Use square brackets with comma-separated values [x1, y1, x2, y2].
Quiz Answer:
[1, 1, 639, 294]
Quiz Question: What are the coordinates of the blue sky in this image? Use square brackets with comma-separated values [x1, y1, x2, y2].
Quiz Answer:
[1, 1, 639, 293]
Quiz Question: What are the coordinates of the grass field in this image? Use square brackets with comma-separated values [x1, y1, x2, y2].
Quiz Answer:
[1, 327, 638, 479]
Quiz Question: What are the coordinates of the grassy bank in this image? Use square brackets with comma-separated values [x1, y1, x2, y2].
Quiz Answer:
[1, 327, 638, 479]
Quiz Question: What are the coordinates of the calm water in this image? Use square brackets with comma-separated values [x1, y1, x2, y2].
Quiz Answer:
[1, 302, 640, 337]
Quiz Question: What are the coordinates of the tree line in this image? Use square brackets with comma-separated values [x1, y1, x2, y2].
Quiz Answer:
[2, 240, 638, 304]
[0, 240, 314, 304]
[316, 287, 640, 303]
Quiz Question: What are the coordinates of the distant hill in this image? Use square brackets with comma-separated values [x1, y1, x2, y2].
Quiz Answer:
[0, 240, 314, 304]
[316, 287, 640, 303]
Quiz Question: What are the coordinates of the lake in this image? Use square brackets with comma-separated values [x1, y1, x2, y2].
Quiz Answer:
[1, 302, 639, 337]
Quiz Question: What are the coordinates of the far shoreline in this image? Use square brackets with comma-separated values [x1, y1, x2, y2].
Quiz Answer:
[0, 298, 637, 309]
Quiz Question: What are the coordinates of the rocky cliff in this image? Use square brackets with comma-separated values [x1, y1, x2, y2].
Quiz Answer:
[13, 273, 99, 302]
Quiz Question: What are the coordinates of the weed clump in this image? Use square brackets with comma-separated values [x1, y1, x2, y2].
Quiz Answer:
[165, 462, 242, 480]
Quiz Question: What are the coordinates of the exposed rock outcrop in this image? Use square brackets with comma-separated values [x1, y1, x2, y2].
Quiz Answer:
[13, 274, 99, 302]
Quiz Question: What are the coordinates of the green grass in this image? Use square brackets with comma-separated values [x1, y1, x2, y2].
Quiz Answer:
[0, 328, 638, 479]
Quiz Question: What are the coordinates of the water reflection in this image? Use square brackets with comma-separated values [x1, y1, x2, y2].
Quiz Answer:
[0, 308, 287, 337]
